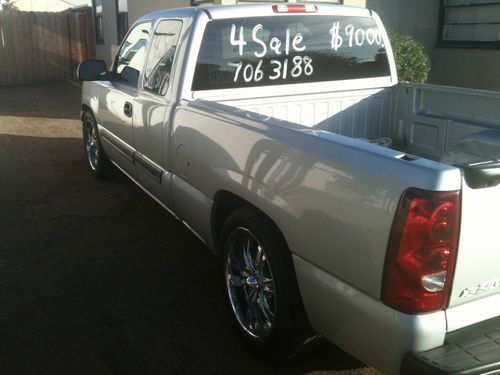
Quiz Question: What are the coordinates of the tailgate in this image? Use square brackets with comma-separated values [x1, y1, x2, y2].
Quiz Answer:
[448, 180, 500, 308]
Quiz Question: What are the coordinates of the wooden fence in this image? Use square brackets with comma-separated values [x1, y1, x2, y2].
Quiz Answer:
[0, 8, 95, 85]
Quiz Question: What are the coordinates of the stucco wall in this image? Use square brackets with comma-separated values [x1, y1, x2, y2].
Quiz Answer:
[127, 0, 190, 25]
[95, 0, 118, 66]
[432, 48, 500, 91]
[365, 0, 439, 58]
[96, 0, 364, 63]
[128, 0, 358, 24]
[344, 0, 366, 8]
[94, 0, 499, 91]
[365, 0, 500, 91]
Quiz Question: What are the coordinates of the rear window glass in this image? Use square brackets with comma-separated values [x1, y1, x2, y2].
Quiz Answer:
[192, 15, 391, 91]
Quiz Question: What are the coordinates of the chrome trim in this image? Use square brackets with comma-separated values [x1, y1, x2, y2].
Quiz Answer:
[99, 125, 164, 185]
[84, 119, 99, 170]
[98, 125, 134, 160]
[224, 227, 276, 339]
[109, 160, 180, 221]
[135, 152, 163, 184]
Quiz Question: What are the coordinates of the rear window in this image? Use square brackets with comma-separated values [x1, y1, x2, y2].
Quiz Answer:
[192, 15, 391, 91]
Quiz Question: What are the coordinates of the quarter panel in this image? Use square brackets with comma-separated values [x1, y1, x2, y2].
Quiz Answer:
[171, 101, 461, 299]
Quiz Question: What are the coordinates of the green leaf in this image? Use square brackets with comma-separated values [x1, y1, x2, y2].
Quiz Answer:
[388, 31, 430, 83]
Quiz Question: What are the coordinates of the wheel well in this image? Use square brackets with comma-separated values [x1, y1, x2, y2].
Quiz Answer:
[81, 104, 92, 120]
[212, 190, 313, 337]
[211, 190, 289, 256]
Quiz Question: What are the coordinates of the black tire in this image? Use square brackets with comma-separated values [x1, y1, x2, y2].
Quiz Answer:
[220, 207, 311, 360]
[82, 111, 112, 179]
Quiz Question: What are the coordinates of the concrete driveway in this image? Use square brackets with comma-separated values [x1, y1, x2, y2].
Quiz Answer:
[0, 82, 381, 375]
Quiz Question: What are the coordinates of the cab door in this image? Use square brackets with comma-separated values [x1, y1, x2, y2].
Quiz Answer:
[133, 19, 183, 207]
[97, 21, 151, 177]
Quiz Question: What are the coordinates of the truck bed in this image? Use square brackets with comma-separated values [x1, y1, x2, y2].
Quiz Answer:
[191, 81, 500, 323]
[198, 82, 500, 187]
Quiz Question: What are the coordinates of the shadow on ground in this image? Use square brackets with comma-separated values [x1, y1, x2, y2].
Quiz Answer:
[0, 82, 82, 119]
[0, 82, 375, 374]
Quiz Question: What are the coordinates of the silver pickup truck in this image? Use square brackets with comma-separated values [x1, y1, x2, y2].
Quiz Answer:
[78, 3, 500, 374]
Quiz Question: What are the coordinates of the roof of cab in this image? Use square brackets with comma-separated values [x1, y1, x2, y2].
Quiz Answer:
[136, 3, 372, 24]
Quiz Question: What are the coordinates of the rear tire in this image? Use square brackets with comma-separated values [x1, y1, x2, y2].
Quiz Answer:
[220, 207, 311, 360]
[82, 111, 112, 179]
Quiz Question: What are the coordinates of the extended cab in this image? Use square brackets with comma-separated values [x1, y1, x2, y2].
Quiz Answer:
[78, 4, 500, 374]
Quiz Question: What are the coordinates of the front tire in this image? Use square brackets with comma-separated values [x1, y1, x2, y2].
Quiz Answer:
[220, 207, 311, 360]
[82, 111, 112, 179]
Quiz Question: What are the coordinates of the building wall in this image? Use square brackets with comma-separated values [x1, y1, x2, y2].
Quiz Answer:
[98, 0, 351, 63]
[95, 0, 118, 66]
[94, 0, 500, 91]
[365, 0, 500, 91]
[364, 0, 442, 83]
[365, 0, 439, 60]
[344, 0, 366, 8]
[432, 48, 500, 91]
[127, 0, 190, 25]
[127, 0, 356, 25]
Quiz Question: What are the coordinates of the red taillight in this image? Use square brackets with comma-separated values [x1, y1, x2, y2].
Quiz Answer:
[272, 4, 318, 13]
[381, 188, 461, 314]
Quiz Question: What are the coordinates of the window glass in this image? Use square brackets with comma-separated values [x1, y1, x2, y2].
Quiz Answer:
[192, 15, 390, 91]
[191, 0, 214, 5]
[93, 0, 104, 43]
[444, 0, 500, 5]
[116, 0, 129, 43]
[144, 20, 182, 95]
[441, 1, 500, 44]
[114, 22, 151, 87]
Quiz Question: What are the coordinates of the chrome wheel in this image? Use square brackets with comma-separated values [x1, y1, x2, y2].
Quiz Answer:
[84, 120, 99, 171]
[225, 227, 276, 339]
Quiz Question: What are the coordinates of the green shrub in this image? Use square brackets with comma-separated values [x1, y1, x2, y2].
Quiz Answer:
[388, 31, 431, 83]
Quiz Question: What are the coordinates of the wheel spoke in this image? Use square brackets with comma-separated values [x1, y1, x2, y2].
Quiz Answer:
[243, 237, 255, 273]
[229, 251, 248, 279]
[225, 227, 276, 339]
[228, 274, 245, 287]
[254, 245, 264, 270]
[245, 308, 255, 331]
[258, 289, 275, 324]
[84, 122, 99, 170]
[262, 278, 275, 295]
[247, 286, 259, 302]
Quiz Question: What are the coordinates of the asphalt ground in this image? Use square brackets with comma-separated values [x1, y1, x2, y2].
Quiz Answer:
[0, 82, 382, 375]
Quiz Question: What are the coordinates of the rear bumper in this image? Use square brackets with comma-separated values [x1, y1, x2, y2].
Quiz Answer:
[292, 255, 447, 375]
[401, 315, 500, 375]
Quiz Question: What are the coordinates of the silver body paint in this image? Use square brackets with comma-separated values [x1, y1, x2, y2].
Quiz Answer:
[81, 4, 500, 374]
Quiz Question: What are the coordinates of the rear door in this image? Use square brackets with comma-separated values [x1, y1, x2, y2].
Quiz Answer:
[133, 19, 183, 206]
[98, 21, 151, 177]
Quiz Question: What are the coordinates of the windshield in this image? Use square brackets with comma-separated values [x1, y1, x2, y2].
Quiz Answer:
[192, 15, 391, 91]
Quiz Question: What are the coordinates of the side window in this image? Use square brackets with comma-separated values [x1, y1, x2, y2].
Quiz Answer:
[143, 20, 183, 95]
[114, 22, 152, 87]
[92, 0, 104, 43]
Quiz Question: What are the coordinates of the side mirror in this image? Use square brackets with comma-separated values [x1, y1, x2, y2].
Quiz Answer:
[77, 60, 109, 81]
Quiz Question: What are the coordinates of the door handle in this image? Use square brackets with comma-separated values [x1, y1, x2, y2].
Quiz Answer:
[124, 102, 133, 118]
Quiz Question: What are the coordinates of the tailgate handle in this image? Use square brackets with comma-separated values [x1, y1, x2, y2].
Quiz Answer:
[124, 102, 133, 118]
